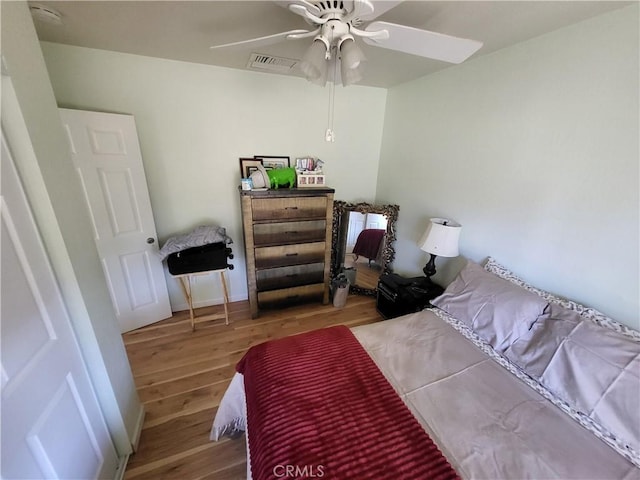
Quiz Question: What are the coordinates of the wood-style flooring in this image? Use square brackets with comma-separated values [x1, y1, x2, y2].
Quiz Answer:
[344, 253, 383, 290]
[353, 262, 382, 290]
[122, 296, 382, 479]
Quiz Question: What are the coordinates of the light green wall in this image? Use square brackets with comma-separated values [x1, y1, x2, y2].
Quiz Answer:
[377, 5, 639, 329]
[40, 42, 387, 310]
[35, 5, 639, 329]
[1, 1, 142, 453]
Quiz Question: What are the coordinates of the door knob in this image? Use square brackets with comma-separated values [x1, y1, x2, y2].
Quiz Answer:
[146, 237, 155, 244]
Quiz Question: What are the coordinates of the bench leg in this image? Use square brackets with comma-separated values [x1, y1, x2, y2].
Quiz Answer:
[178, 275, 195, 331]
[220, 271, 230, 326]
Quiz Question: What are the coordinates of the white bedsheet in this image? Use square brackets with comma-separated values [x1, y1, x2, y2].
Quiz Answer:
[211, 310, 638, 479]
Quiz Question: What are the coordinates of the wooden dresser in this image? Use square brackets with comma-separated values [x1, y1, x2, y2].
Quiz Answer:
[239, 187, 335, 318]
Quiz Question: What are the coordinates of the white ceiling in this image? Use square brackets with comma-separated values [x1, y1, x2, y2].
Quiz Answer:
[31, 1, 632, 88]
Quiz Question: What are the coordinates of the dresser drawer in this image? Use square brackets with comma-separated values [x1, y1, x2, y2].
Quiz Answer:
[256, 263, 325, 291]
[253, 220, 326, 247]
[255, 242, 326, 269]
[252, 196, 328, 222]
[258, 283, 325, 308]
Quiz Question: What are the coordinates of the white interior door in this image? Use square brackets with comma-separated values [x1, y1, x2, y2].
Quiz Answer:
[59, 108, 171, 333]
[1, 134, 120, 479]
[365, 213, 387, 230]
[347, 212, 365, 253]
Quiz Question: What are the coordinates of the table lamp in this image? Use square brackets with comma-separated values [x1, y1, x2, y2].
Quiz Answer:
[417, 218, 461, 283]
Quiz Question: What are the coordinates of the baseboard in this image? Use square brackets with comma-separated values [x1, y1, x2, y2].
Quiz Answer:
[114, 453, 130, 480]
[131, 403, 145, 452]
[114, 379, 145, 479]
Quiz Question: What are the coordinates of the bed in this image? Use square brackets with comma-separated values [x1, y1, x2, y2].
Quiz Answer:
[211, 258, 640, 479]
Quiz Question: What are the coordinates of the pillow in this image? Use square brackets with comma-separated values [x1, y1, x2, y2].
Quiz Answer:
[431, 261, 549, 352]
[484, 257, 639, 339]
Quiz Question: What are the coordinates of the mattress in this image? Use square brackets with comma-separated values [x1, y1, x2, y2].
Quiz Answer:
[212, 309, 638, 479]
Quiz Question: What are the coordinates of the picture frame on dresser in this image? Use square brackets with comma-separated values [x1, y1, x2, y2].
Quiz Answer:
[254, 155, 290, 169]
[239, 158, 263, 178]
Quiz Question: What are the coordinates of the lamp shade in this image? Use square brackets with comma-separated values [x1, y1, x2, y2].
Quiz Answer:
[341, 63, 364, 86]
[340, 37, 365, 70]
[418, 218, 461, 258]
[300, 38, 329, 83]
[339, 37, 366, 86]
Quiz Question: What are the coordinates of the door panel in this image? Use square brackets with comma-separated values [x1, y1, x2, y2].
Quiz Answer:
[27, 374, 104, 480]
[60, 108, 171, 332]
[0, 219, 55, 392]
[100, 168, 141, 236]
[1, 134, 119, 479]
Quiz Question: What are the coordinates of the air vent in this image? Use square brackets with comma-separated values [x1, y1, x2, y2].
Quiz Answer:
[247, 53, 299, 73]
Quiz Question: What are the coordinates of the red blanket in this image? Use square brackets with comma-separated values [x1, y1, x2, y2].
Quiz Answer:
[237, 325, 459, 480]
[353, 228, 385, 260]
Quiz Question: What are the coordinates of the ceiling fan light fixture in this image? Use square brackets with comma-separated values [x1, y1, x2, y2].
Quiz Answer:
[338, 35, 366, 86]
[338, 36, 366, 71]
[341, 63, 364, 87]
[309, 60, 329, 87]
[300, 36, 330, 81]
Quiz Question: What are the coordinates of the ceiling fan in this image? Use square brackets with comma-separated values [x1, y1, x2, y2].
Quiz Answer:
[210, 0, 483, 87]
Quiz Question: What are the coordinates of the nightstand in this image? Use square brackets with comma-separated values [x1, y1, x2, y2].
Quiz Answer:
[376, 274, 444, 319]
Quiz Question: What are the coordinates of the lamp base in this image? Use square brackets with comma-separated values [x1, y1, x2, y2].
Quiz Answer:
[422, 253, 438, 279]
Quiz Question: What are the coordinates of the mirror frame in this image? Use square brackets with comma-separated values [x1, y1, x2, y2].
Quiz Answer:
[331, 201, 400, 296]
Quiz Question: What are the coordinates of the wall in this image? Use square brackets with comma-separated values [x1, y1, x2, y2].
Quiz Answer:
[376, 5, 639, 329]
[41, 42, 387, 310]
[1, 2, 143, 453]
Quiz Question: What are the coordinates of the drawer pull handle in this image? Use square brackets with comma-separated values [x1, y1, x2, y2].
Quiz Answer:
[285, 206, 299, 210]
[286, 231, 299, 235]
[286, 253, 299, 257]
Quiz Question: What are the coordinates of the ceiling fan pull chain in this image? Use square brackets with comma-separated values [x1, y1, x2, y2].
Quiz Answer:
[325, 53, 337, 143]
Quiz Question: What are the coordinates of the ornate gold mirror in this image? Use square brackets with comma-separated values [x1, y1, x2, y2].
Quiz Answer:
[331, 201, 400, 296]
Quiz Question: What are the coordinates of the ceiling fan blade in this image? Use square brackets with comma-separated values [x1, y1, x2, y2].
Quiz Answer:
[210, 29, 311, 50]
[342, 0, 374, 24]
[357, 1, 403, 21]
[288, 4, 327, 24]
[363, 21, 483, 64]
[273, 0, 321, 16]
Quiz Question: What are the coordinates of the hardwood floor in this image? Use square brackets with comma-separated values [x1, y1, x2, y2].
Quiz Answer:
[344, 253, 383, 290]
[123, 295, 382, 479]
[354, 262, 382, 290]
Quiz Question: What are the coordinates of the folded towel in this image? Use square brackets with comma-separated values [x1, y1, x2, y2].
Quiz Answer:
[158, 225, 232, 260]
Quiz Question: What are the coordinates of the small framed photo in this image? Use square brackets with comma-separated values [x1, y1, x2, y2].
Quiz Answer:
[240, 158, 263, 178]
[254, 155, 290, 170]
[296, 172, 326, 188]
